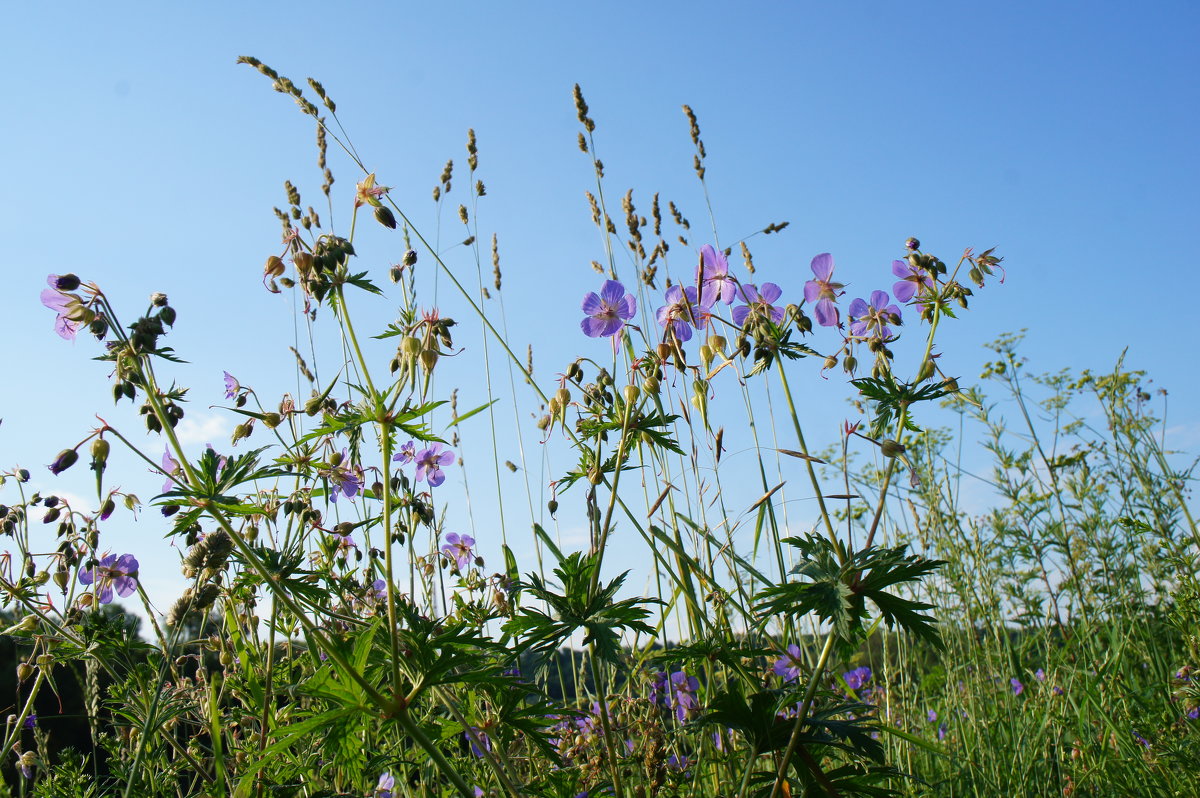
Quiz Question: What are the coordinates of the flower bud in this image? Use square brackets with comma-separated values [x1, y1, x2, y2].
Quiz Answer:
[698, 344, 713, 370]
[390, 264, 404, 283]
[880, 439, 906, 459]
[150, 293, 168, 307]
[403, 249, 418, 267]
[328, 450, 344, 468]
[159, 306, 177, 327]
[91, 438, 110, 467]
[100, 497, 116, 519]
[555, 387, 571, 407]
[17, 469, 29, 482]
[400, 336, 422, 359]
[823, 355, 838, 370]
[916, 359, 936, 382]
[262, 412, 282, 429]
[547, 499, 559, 515]
[264, 255, 286, 278]
[293, 252, 314, 274]
[48, 449, 79, 475]
[905, 237, 920, 251]
[36, 654, 52, 670]
[53, 570, 69, 591]
[656, 342, 673, 361]
[374, 206, 397, 229]
[623, 384, 640, 405]
[843, 355, 858, 374]
[643, 373, 660, 394]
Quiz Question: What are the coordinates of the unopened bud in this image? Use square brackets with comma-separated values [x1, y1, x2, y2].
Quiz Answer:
[52, 274, 81, 291]
[262, 412, 282, 429]
[880, 439, 906, 459]
[91, 438, 110, 466]
[36, 654, 52, 670]
[643, 374, 660, 394]
[374, 206, 397, 229]
[623, 384, 640, 405]
[555, 387, 571, 407]
[293, 252, 314, 274]
[328, 450, 344, 468]
[698, 344, 713, 369]
[400, 336, 422, 359]
[390, 264, 404, 283]
[48, 449, 79, 476]
[547, 499, 559, 515]
[905, 237, 920, 251]
[419, 349, 439, 371]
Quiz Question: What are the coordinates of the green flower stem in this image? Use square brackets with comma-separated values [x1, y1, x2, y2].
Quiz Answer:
[768, 630, 837, 798]
[775, 362, 837, 545]
[380, 427, 404, 696]
[333, 284, 377, 398]
[393, 707, 478, 798]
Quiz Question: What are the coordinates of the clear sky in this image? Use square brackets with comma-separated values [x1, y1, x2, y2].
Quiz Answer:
[2, 2, 1197, 619]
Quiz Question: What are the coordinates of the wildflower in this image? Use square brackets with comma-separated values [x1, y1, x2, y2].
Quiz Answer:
[320, 450, 362, 502]
[666, 753, 692, 771]
[415, 443, 454, 487]
[1132, 729, 1150, 748]
[580, 280, 637, 338]
[648, 670, 668, 705]
[161, 448, 182, 493]
[891, 259, 934, 304]
[803, 253, 844, 327]
[1035, 668, 1047, 682]
[23, 715, 35, 730]
[772, 644, 804, 683]
[926, 709, 937, 723]
[222, 372, 240, 400]
[466, 726, 491, 758]
[905, 237, 920, 251]
[392, 440, 416, 464]
[937, 722, 947, 741]
[442, 533, 475, 571]
[1187, 707, 1199, 720]
[1052, 685, 1064, 696]
[371, 579, 388, 600]
[847, 290, 901, 339]
[656, 285, 712, 342]
[78, 553, 139, 604]
[1010, 678, 1024, 695]
[732, 283, 785, 327]
[698, 244, 736, 304]
[331, 531, 356, 551]
[843, 666, 872, 691]
[374, 772, 395, 798]
[669, 670, 700, 722]
[41, 275, 88, 340]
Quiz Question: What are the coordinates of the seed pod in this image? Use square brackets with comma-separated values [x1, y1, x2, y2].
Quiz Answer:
[374, 206, 397, 229]
[419, 349, 439, 371]
[623, 384, 640, 404]
[880, 440, 906, 458]
[709, 335, 726, 354]
[16, 663, 32, 681]
[555, 387, 571, 407]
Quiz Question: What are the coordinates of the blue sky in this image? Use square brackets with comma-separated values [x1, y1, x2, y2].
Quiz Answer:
[2, 3, 1197, 618]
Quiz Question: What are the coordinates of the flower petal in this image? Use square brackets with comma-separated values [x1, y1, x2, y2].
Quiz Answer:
[892, 280, 916, 302]
[581, 292, 604, 316]
[810, 253, 834, 281]
[599, 280, 626, 305]
[759, 283, 783, 304]
[814, 299, 839, 327]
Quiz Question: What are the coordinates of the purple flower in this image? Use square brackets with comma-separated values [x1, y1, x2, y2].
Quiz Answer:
[698, 244, 736, 304]
[374, 771, 395, 798]
[803, 253, 844, 327]
[891, 259, 934, 305]
[937, 722, 947, 741]
[843, 666, 872, 691]
[161, 448, 182, 493]
[392, 440, 416, 465]
[926, 709, 937, 723]
[41, 275, 86, 340]
[668, 670, 700, 722]
[415, 443, 454, 487]
[648, 670, 668, 706]
[466, 726, 491, 758]
[321, 450, 362, 502]
[48, 449, 80, 475]
[442, 533, 476, 571]
[23, 714, 35, 730]
[331, 531, 357, 551]
[847, 290, 901, 339]
[1132, 729, 1150, 749]
[773, 644, 804, 683]
[1010, 678, 1024, 695]
[78, 553, 139, 604]
[1034, 668, 1046, 682]
[222, 371, 240, 400]
[656, 285, 712, 343]
[371, 579, 387, 600]
[731, 283, 785, 327]
[1187, 707, 1199, 720]
[1052, 685, 1064, 696]
[666, 753, 692, 771]
[581, 280, 637, 338]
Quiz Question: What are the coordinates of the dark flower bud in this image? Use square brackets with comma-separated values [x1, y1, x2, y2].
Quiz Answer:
[44, 496, 59, 508]
[548, 499, 559, 515]
[48, 449, 79, 475]
[100, 497, 115, 520]
[905, 237, 920, 251]
[89, 317, 109, 339]
[403, 249, 418, 267]
[52, 274, 81, 291]
[17, 469, 29, 483]
[390, 264, 404, 283]
[42, 508, 60, 524]
[162, 504, 180, 517]
[159, 306, 177, 327]
[374, 206, 397, 229]
[150, 292, 168, 307]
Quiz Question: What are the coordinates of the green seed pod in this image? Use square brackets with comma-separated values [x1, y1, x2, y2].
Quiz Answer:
[91, 438, 110, 467]
[16, 663, 32, 681]
[419, 349, 439, 371]
[709, 334, 726, 354]
[555, 387, 571, 407]
[547, 499, 559, 515]
[623, 384, 640, 405]
[328, 450, 344, 468]
[880, 439, 906, 458]
[374, 206, 397, 229]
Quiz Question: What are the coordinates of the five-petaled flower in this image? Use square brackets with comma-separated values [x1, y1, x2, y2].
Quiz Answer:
[843, 666, 872, 690]
[392, 440, 416, 465]
[78, 553, 139, 604]
[374, 772, 395, 798]
[697, 244, 736, 305]
[847, 290, 902, 339]
[414, 443, 454, 487]
[321, 449, 362, 502]
[803, 254, 845, 328]
[222, 371, 241, 400]
[656, 285, 712, 343]
[891, 259, 934, 306]
[442, 532, 475, 571]
[772, 644, 805, 682]
[41, 275, 88, 340]
[580, 280, 637, 338]
[1010, 677, 1024, 695]
[732, 283, 785, 327]
[668, 670, 700, 722]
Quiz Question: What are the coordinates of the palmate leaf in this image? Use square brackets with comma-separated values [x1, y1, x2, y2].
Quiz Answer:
[698, 687, 794, 753]
[851, 372, 958, 437]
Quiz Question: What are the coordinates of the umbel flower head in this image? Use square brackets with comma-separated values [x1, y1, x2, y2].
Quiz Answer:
[580, 280, 636, 338]
[78, 553, 139, 604]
